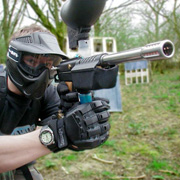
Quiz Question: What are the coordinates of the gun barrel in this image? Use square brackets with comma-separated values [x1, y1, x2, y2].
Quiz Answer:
[100, 40, 175, 65]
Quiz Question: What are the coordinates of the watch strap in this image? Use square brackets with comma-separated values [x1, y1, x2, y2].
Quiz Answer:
[47, 142, 60, 153]
[48, 118, 68, 152]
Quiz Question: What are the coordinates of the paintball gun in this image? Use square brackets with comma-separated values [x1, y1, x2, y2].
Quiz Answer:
[55, 40, 174, 102]
[56, 0, 175, 104]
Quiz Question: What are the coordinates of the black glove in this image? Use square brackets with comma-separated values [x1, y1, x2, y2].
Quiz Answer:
[57, 82, 110, 114]
[57, 82, 79, 114]
[48, 99, 110, 151]
[65, 99, 110, 150]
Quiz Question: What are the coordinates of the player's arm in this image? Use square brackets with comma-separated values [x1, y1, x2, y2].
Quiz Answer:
[0, 129, 50, 173]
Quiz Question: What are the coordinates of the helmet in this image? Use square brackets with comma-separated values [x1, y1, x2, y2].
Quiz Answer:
[6, 32, 68, 100]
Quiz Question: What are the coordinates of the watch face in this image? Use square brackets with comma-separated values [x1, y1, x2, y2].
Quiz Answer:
[41, 131, 53, 145]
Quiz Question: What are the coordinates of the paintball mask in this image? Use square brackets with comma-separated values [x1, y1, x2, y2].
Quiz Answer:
[6, 32, 68, 100]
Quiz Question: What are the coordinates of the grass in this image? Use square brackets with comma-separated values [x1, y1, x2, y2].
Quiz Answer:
[36, 69, 180, 180]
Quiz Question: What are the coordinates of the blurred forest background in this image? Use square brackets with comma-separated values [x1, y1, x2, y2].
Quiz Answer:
[0, 0, 180, 73]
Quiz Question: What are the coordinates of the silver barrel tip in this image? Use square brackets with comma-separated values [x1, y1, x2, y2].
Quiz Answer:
[144, 39, 175, 60]
[161, 40, 175, 58]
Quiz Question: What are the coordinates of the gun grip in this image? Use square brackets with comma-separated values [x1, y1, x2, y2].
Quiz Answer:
[65, 82, 73, 92]
[65, 82, 92, 104]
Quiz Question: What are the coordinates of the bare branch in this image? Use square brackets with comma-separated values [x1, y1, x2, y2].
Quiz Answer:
[104, 0, 140, 14]
[26, 0, 66, 51]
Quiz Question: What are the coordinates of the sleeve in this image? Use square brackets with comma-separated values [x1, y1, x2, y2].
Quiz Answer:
[38, 84, 61, 126]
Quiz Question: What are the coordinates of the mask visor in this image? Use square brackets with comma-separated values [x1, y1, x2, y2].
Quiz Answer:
[19, 52, 62, 77]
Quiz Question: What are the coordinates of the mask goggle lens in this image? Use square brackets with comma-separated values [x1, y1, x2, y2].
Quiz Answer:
[20, 53, 62, 77]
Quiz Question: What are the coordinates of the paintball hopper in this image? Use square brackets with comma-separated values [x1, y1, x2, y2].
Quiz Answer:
[61, 0, 106, 30]
[61, 0, 107, 49]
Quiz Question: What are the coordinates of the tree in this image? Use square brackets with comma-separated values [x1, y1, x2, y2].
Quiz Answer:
[94, 0, 140, 37]
[26, 0, 67, 52]
[93, 0, 141, 51]
[135, 0, 180, 49]
[0, 0, 27, 63]
[134, 0, 169, 43]
[156, 0, 180, 49]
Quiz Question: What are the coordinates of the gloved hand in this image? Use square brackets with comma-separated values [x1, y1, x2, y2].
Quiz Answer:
[65, 99, 110, 150]
[57, 82, 79, 114]
[57, 82, 110, 114]
[47, 99, 110, 151]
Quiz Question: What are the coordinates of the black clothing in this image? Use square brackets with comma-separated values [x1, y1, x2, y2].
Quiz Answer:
[0, 70, 60, 135]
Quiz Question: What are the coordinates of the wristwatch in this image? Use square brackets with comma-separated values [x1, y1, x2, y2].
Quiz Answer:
[39, 125, 58, 152]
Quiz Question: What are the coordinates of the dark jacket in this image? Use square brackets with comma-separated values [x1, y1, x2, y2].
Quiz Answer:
[0, 71, 60, 135]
